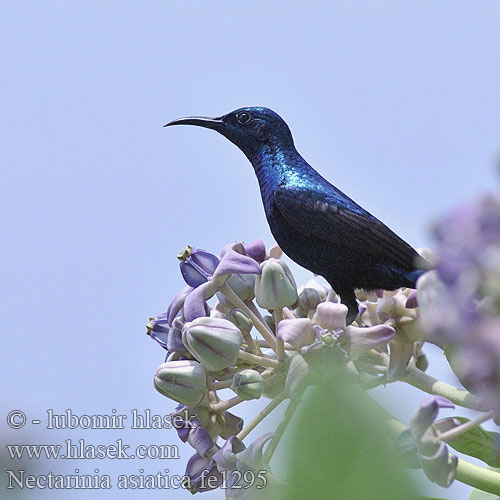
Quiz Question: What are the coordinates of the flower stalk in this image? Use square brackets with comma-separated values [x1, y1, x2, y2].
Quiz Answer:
[222, 283, 278, 351]
[437, 410, 496, 443]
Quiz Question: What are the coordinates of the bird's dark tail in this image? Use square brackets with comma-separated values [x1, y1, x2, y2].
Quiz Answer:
[404, 268, 428, 288]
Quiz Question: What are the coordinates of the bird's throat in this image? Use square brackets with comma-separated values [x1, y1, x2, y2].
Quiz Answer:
[250, 143, 309, 214]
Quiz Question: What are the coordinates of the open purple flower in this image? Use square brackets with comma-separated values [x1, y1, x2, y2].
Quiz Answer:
[409, 396, 458, 487]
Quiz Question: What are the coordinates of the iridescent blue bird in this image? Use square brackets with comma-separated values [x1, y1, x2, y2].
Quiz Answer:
[165, 107, 430, 324]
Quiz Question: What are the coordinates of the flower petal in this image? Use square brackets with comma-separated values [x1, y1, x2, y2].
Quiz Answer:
[418, 442, 458, 487]
[214, 249, 262, 278]
[277, 318, 314, 347]
[235, 433, 274, 469]
[219, 411, 244, 440]
[344, 324, 395, 360]
[387, 339, 414, 382]
[183, 282, 214, 322]
[166, 285, 193, 325]
[187, 425, 217, 457]
[184, 453, 222, 493]
[212, 435, 246, 472]
[410, 396, 454, 443]
[405, 289, 419, 309]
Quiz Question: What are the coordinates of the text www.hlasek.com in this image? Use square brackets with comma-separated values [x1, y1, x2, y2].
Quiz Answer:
[6, 440, 178, 460]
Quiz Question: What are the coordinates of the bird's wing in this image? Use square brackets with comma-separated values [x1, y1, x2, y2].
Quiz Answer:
[273, 184, 421, 270]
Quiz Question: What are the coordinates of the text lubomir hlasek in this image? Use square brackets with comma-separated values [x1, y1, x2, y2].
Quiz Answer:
[46, 409, 195, 429]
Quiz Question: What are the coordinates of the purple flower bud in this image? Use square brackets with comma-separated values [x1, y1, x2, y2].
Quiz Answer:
[243, 239, 266, 263]
[312, 302, 347, 330]
[178, 246, 219, 287]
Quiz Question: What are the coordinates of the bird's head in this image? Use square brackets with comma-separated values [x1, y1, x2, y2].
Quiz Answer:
[164, 107, 294, 159]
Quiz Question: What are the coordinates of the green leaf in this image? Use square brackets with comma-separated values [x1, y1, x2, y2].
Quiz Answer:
[468, 488, 500, 499]
[446, 417, 500, 467]
[277, 370, 422, 500]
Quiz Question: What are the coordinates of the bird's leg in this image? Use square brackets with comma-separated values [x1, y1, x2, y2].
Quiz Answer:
[338, 289, 359, 325]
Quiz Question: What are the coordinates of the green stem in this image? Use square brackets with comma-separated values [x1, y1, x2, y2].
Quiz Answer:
[238, 350, 279, 368]
[400, 365, 484, 410]
[222, 284, 277, 351]
[236, 392, 287, 441]
[257, 339, 298, 351]
[456, 459, 500, 496]
[212, 395, 244, 413]
[208, 379, 234, 391]
[438, 410, 496, 443]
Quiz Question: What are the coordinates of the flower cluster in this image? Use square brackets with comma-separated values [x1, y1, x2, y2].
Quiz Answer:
[418, 192, 500, 415]
[146, 239, 432, 496]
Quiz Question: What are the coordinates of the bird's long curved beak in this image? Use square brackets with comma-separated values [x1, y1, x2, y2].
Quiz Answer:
[163, 116, 224, 131]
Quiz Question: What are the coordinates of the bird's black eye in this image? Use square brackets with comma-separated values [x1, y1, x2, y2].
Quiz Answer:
[236, 112, 251, 124]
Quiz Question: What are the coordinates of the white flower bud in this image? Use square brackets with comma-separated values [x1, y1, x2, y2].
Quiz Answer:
[154, 360, 207, 406]
[231, 369, 264, 400]
[254, 258, 297, 310]
[182, 317, 243, 371]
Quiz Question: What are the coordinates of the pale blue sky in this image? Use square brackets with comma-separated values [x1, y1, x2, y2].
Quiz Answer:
[1, 2, 500, 499]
